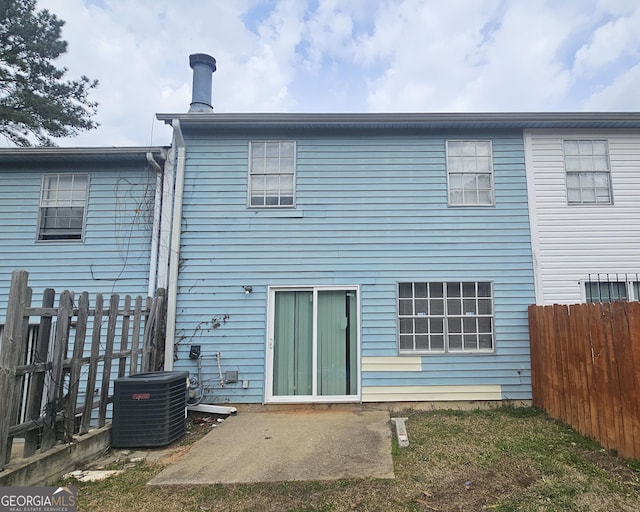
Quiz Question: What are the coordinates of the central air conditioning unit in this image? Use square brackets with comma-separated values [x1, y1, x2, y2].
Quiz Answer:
[111, 371, 188, 448]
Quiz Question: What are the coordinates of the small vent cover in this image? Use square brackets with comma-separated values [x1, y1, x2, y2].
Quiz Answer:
[111, 371, 188, 448]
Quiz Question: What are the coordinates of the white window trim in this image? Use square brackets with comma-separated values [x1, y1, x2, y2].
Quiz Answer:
[563, 139, 613, 206]
[446, 140, 495, 207]
[37, 173, 89, 242]
[247, 140, 296, 208]
[397, 281, 495, 354]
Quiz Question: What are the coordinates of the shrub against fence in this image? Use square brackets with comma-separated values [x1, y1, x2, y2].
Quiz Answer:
[528, 301, 640, 460]
[0, 269, 166, 471]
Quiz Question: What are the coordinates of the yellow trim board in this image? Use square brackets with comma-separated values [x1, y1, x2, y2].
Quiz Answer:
[362, 384, 502, 402]
[361, 356, 422, 372]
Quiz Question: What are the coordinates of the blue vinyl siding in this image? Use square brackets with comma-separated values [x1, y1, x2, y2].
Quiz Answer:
[0, 166, 155, 319]
[173, 129, 535, 403]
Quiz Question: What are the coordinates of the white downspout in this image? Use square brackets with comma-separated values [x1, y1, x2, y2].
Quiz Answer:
[146, 149, 166, 298]
[156, 150, 175, 290]
[164, 119, 186, 370]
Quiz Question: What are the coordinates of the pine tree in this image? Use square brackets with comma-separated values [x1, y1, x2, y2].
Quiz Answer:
[0, 0, 98, 146]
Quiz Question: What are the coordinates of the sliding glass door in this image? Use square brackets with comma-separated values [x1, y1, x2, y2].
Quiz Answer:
[267, 286, 359, 402]
[272, 290, 313, 396]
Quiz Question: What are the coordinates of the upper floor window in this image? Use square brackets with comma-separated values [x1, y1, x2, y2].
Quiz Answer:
[38, 174, 88, 241]
[249, 141, 295, 207]
[398, 281, 494, 353]
[446, 140, 494, 206]
[564, 140, 612, 205]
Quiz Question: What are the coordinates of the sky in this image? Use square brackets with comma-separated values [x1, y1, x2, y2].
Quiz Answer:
[27, 0, 640, 147]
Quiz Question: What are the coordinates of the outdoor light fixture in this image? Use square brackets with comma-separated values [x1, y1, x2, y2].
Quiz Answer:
[243, 285, 253, 294]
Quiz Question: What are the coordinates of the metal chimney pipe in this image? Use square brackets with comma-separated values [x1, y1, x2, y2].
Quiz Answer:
[188, 53, 217, 112]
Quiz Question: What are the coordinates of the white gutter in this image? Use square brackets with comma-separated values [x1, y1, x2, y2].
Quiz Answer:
[164, 119, 186, 370]
[146, 150, 166, 298]
[156, 111, 640, 128]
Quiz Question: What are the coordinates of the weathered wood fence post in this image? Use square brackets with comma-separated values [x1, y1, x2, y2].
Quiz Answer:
[0, 270, 30, 469]
[98, 294, 119, 428]
[79, 294, 103, 435]
[129, 295, 143, 375]
[22, 288, 55, 457]
[64, 291, 89, 441]
[40, 290, 73, 451]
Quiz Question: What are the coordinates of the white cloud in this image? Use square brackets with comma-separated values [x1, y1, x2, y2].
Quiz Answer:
[228, 0, 307, 111]
[462, 1, 577, 111]
[363, 0, 503, 111]
[15, 0, 640, 147]
[583, 61, 640, 110]
[362, 1, 591, 112]
[302, 1, 356, 71]
[572, 8, 640, 77]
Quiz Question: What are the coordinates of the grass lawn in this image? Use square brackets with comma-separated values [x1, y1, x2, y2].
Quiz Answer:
[63, 406, 640, 511]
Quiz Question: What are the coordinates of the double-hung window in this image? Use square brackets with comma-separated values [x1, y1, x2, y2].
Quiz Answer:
[447, 140, 494, 206]
[398, 281, 494, 353]
[564, 140, 612, 205]
[249, 141, 295, 207]
[37, 174, 88, 241]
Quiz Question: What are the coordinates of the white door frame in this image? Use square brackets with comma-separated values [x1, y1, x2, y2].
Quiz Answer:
[264, 285, 361, 404]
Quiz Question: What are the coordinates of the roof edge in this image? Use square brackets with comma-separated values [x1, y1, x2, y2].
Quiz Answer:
[0, 146, 168, 157]
[156, 111, 640, 123]
[0, 146, 169, 166]
[155, 112, 640, 130]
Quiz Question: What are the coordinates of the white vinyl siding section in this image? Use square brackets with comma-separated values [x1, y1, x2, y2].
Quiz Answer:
[525, 129, 640, 304]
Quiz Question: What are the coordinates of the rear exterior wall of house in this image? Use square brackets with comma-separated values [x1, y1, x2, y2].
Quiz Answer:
[172, 127, 535, 404]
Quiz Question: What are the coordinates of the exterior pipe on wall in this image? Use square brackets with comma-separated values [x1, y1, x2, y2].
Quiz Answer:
[146, 149, 166, 298]
[164, 119, 186, 371]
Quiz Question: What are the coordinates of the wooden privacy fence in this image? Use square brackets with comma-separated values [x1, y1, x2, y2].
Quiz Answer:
[0, 269, 167, 471]
[528, 301, 640, 460]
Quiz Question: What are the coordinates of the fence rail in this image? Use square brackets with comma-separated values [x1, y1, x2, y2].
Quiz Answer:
[0, 269, 166, 470]
[528, 301, 640, 460]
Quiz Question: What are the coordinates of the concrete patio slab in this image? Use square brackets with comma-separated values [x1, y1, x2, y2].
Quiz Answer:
[148, 408, 394, 485]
